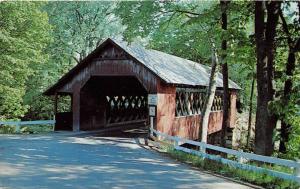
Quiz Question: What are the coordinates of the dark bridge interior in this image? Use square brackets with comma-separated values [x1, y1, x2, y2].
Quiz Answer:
[67, 76, 148, 131]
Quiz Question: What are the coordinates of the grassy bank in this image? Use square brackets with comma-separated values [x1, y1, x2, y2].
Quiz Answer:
[0, 125, 53, 134]
[166, 147, 299, 189]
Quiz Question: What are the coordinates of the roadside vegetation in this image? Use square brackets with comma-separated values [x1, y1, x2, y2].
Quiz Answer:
[165, 147, 299, 189]
[0, 125, 53, 134]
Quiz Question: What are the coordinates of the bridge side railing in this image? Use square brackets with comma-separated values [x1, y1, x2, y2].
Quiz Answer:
[150, 128, 300, 183]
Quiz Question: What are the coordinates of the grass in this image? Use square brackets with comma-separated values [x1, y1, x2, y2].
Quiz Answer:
[0, 125, 16, 134]
[0, 125, 53, 134]
[165, 147, 300, 189]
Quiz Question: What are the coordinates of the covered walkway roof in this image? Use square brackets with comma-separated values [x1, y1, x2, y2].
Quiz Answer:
[45, 38, 240, 95]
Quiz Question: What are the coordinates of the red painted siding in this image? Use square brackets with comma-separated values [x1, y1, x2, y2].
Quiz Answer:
[155, 80, 238, 140]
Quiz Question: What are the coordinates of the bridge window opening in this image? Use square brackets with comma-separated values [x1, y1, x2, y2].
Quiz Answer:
[106, 95, 147, 125]
[175, 89, 224, 117]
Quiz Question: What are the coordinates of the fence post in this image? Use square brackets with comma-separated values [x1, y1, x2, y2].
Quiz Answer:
[237, 149, 248, 164]
[295, 159, 300, 183]
[53, 117, 56, 131]
[200, 145, 206, 153]
[15, 123, 20, 133]
[174, 136, 179, 147]
[237, 149, 243, 163]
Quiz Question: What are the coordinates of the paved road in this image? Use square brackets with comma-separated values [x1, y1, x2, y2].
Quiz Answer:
[0, 133, 254, 189]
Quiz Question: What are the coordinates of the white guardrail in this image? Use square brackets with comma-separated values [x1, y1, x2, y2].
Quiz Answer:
[0, 120, 55, 132]
[150, 128, 300, 183]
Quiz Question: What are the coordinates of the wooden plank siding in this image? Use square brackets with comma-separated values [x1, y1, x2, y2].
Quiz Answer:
[156, 80, 238, 141]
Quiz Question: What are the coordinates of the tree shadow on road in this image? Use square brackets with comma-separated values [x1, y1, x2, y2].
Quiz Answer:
[0, 133, 252, 189]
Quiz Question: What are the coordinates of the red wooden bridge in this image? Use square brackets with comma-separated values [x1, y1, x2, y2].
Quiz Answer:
[44, 38, 240, 144]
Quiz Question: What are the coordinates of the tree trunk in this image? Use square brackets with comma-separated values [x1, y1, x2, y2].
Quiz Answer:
[200, 41, 219, 150]
[220, 0, 230, 148]
[279, 52, 296, 152]
[247, 75, 255, 148]
[278, 9, 297, 153]
[254, 1, 280, 156]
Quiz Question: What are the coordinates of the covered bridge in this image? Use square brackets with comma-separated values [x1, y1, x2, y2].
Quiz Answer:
[44, 38, 240, 141]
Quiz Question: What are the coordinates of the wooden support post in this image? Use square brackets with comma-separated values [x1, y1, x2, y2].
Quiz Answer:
[70, 94, 73, 112]
[150, 117, 154, 137]
[54, 93, 58, 118]
[53, 93, 58, 131]
[72, 88, 80, 132]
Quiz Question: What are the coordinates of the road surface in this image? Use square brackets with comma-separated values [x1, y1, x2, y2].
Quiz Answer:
[0, 132, 255, 189]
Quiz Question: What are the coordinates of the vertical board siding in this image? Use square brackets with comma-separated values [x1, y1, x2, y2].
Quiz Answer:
[156, 80, 176, 137]
[173, 116, 200, 140]
[172, 112, 223, 140]
[156, 81, 237, 141]
[229, 92, 237, 128]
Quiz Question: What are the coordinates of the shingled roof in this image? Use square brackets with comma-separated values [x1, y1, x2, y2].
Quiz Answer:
[44, 38, 240, 95]
[114, 39, 240, 89]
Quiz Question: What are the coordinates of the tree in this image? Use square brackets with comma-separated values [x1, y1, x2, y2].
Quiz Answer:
[200, 41, 219, 146]
[277, 3, 300, 153]
[115, 1, 220, 63]
[254, 1, 281, 156]
[247, 74, 255, 148]
[0, 2, 51, 120]
[220, 0, 230, 147]
[23, 2, 125, 120]
[115, 1, 259, 146]
[45, 1, 124, 64]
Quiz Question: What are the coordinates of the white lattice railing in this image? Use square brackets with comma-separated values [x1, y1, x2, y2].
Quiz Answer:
[0, 120, 55, 132]
[150, 128, 300, 183]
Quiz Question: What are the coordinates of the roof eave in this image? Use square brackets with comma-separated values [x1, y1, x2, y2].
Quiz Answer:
[43, 38, 116, 96]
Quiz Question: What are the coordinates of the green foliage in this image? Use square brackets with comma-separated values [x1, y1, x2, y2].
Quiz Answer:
[269, 2, 300, 158]
[116, 1, 219, 62]
[116, 1, 256, 108]
[20, 125, 53, 134]
[0, 2, 51, 119]
[0, 1, 126, 121]
[116, 1, 300, 159]
[286, 115, 300, 158]
[0, 125, 53, 134]
[0, 125, 16, 134]
[23, 2, 125, 120]
[45, 1, 124, 62]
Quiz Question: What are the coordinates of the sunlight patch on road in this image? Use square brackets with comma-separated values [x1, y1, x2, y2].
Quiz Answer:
[14, 154, 31, 159]
[135, 157, 178, 167]
[48, 174, 79, 180]
[69, 137, 104, 145]
[115, 142, 142, 150]
[0, 162, 21, 176]
[59, 137, 115, 145]
[42, 165, 89, 174]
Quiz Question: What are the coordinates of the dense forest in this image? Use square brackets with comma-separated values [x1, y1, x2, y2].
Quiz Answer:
[0, 1, 299, 158]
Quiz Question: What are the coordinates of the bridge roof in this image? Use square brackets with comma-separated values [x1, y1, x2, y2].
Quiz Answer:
[44, 38, 240, 95]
